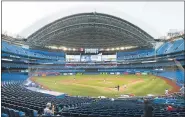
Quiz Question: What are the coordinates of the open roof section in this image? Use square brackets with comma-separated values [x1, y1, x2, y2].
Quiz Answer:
[26, 12, 156, 49]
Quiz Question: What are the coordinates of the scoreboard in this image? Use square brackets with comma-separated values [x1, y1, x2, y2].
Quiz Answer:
[66, 54, 116, 62]
[66, 48, 116, 62]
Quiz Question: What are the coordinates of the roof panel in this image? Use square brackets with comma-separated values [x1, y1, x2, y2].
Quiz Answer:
[26, 12, 155, 49]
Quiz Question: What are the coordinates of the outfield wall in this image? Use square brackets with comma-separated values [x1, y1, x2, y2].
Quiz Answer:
[31, 71, 151, 76]
[154, 70, 184, 87]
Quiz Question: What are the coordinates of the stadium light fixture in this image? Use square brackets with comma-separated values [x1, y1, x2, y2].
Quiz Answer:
[116, 47, 120, 50]
[49, 46, 57, 49]
[120, 47, 125, 50]
[73, 48, 76, 51]
[106, 48, 110, 51]
[111, 48, 115, 51]
[58, 47, 63, 49]
[63, 47, 67, 51]
[125, 47, 129, 49]
[100, 48, 104, 51]
[68, 48, 71, 51]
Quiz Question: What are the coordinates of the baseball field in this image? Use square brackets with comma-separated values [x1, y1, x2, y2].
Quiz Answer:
[31, 75, 180, 98]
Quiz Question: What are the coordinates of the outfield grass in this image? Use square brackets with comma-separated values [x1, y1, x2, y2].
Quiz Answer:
[33, 75, 172, 97]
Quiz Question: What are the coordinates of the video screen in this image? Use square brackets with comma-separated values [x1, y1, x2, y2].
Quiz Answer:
[66, 55, 116, 62]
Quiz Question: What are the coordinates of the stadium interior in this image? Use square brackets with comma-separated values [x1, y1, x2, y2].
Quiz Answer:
[1, 12, 185, 117]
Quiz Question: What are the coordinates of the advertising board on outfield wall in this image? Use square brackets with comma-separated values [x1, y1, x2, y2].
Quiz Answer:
[136, 73, 141, 75]
[142, 72, 148, 75]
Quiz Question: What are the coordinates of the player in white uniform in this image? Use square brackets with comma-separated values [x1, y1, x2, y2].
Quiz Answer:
[165, 89, 169, 96]
[124, 84, 127, 89]
[104, 78, 106, 82]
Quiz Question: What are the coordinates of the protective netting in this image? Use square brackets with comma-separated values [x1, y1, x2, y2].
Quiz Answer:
[28, 64, 62, 77]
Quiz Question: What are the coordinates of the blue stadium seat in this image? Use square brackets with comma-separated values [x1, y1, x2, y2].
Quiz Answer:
[1, 113, 9, 117]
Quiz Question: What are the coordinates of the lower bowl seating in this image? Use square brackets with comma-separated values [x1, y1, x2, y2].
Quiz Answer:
[1, 81, 185, 117]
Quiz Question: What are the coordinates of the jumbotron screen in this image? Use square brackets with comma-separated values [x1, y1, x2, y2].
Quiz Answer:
[66, 55, 116, 62]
